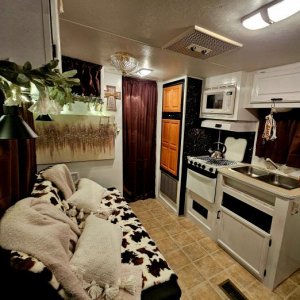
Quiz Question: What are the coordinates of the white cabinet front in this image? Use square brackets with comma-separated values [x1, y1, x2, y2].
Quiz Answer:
[186, 169, 216, 203]
[251, 63, 300, 104]
[218, 209, 271, 279]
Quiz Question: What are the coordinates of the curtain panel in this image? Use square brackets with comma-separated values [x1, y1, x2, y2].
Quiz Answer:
[255, 109, 300, 168]
[62, 56, 102, 96]
[122, 77, 157, 202]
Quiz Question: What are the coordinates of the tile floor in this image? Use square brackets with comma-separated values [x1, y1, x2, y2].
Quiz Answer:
[129, 198, 300, 300]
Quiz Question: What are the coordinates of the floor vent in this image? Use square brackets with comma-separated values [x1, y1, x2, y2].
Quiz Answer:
[160, 171, 177, 203]
[218, 279, 248, 300]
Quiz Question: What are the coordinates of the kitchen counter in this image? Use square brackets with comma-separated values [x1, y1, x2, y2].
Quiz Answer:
[219, 166, 300, 200]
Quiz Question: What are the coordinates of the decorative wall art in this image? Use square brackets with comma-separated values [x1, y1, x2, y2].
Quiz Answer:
[104, 85, 121, 112]
[35, 115, 115, 164]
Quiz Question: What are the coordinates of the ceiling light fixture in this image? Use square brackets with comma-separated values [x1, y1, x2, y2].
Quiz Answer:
[110, 52, 138, 75]
[242, 0, 300, 30]
[136, 68, 152, 77]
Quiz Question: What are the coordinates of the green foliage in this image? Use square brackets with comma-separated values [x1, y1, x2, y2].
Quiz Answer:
[0, 59, 80, 106]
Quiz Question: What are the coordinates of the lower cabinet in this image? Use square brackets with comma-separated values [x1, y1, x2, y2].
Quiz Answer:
[218, 209, 271, 279]
[160, 119, 180, 177]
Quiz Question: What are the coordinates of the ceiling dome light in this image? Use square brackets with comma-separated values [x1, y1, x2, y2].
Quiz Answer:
[136, 68, 152, 77]
[242, 12, 270, 30]
[110, 52, 138, 75]
[267, 0, 300, 22]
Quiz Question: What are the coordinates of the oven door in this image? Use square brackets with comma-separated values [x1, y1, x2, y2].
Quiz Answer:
[186, 168, 216, 203]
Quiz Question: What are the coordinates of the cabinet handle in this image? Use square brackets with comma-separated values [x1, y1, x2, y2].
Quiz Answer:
[270, 98, 283, 101]
[217, 210, 221, 219]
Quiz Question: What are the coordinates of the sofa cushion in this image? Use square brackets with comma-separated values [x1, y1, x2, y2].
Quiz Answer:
[67, 178, 109, 213]
[42, 164, 76, 199]
[31, 179, 69, 213]
[70, 214, 122, 289]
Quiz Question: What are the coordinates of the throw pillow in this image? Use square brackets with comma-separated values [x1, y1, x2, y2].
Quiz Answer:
[70, 215, 122, 290]
[42, 164, 76, 199]
[67, 178, 109, 213]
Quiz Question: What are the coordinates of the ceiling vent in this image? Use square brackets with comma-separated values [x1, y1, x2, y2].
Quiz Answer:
[163, 25, 243, 59]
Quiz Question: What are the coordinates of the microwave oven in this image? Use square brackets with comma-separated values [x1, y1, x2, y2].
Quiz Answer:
[201, 85, 236, 115]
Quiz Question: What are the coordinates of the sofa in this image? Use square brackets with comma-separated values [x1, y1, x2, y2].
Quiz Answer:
[0, 164, 181, 300]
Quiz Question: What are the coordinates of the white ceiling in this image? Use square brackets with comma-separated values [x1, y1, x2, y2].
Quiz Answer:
[59, 0, 300, 81]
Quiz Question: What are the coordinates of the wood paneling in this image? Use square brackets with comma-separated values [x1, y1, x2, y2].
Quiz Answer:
[162, 84, 183, 112]
[160, 119, 180, 176]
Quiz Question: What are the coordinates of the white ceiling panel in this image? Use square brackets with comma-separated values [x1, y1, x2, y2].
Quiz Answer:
[59, 0, 300, 81]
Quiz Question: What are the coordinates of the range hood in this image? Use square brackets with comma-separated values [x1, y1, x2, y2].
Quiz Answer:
[201, 119, 258, 132]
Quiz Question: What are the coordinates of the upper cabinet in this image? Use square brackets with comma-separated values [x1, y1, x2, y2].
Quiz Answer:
[249, 62, 300, 107]
[162, 83, 183, 112]
[0, 0, 61, 67]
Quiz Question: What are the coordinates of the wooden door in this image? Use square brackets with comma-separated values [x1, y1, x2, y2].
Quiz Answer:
[160, 119, 180, 176]
[163, 84, 183, 112]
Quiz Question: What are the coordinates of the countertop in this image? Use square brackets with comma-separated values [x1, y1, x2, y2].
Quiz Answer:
[219, 166, 300, 200]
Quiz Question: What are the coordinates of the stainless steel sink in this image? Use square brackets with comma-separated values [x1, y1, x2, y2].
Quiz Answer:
[259, 173, 300, 190]
[232, 166, 300, 190]
[232, 166, 269, 178]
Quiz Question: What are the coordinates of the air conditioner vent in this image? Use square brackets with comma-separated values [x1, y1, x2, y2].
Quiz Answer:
[163, 25, 243, 59]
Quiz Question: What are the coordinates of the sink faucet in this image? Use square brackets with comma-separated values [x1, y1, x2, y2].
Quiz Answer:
[266, 158, 279, 170]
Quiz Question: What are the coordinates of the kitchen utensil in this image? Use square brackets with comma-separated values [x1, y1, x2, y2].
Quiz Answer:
[208, 142, 227, 159]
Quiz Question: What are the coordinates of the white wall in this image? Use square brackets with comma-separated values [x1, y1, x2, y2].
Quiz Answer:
[38, 68, 124, 192]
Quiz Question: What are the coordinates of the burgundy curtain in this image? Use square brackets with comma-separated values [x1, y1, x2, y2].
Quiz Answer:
[122, 77, 157, 202]
[256, 109, 300, 168]
[62, 55, 102, 96]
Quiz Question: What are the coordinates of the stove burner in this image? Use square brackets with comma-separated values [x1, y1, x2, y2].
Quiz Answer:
[192, 156, 238, 166]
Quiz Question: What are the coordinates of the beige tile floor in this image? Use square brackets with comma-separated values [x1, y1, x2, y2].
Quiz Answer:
[129, 198, 300, 300]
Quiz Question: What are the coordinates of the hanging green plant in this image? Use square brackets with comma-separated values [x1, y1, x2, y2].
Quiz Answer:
[0, 59, 80, 107]
[72, 93, 104, 111]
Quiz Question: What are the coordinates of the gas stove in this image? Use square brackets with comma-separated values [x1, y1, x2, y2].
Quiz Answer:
[187, 155, 238, 177]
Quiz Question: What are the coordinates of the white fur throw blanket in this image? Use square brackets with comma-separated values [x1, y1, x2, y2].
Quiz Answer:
[0, 197, 89, 300]
[42, 164, 76, 199]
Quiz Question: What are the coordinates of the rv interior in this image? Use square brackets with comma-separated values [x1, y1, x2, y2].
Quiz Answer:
[1, 0, 300, 299]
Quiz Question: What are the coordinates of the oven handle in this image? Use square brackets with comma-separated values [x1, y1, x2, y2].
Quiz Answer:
[190, 169, 217, 181]
[187, 164, 217, 179]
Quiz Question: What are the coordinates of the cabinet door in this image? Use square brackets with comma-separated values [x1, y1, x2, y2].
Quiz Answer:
[0, 0, 60, 66]
[251, 63, 300, 103]
[218, 209, 270, 279]
[163, 84, 183, 112]
[160, 119, 180, 176]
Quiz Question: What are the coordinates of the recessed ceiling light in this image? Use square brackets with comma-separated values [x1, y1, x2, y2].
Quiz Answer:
[136, 68, 152, 77]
